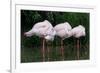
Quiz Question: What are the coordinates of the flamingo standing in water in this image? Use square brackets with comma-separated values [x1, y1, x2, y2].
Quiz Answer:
[54, 22, 72, 60]
[24, 20, 56, 61]
[71, 25, 86, 60]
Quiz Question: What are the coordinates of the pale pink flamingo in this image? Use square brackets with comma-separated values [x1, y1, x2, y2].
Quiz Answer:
[54, 22, 72, 60]
[71, 25, 86, 59]
[24, 20, 56, 61]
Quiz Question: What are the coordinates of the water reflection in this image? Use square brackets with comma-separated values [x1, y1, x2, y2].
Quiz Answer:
[21, 41, 89, 62]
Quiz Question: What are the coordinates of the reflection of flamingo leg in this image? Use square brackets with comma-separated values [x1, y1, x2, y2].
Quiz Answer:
[77, 38, 80, 60]
[42, 38, 45, 61]
[61, 39, 64, 60]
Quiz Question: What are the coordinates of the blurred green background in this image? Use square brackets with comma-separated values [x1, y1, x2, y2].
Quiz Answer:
[21, 10, 90, 63]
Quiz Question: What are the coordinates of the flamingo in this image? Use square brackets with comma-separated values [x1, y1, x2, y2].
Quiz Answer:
[54, 22, 72, 60]
[24, 20, 56, 61]
[71, 25, 86, 60]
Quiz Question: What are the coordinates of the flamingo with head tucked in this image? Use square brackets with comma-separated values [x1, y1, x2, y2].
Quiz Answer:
[24, 20, 56, 61]
[54, 22, 72, 60]
[71, 25, 86, 59]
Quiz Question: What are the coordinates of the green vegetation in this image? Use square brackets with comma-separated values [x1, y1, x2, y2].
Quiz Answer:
[21, 10, 89, 63]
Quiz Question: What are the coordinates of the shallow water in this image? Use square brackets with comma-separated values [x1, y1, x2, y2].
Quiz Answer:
[21, 44, 89, 63]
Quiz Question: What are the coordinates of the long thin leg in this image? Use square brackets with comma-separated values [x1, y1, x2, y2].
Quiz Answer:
[74, 38, 77, 59]
[61, 39, 64, 60]
[47, 42, 50, 61]
[77, 38, 80, 60]
[42, 38, 45, 61]
[55, 36, 57, 61]
[41, 38, 43, 61]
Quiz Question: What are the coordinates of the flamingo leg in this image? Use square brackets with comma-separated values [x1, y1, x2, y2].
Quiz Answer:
[77, 38, 80, 60]
[47, 42, 50, 61]
[55, 36, 57, 61]
[42, 38, 45, 61]
[74, 38, 78, 59]
[74, 38, 77, 59]
[61, 39, 64, 60]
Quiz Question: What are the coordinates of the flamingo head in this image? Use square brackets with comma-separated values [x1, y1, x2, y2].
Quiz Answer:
[45, 35, 54, 41]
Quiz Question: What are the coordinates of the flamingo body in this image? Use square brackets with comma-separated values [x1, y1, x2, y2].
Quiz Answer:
[24, 20, 56, 41]
[71, 25, 86, 38]
[54, 22, 72, 39]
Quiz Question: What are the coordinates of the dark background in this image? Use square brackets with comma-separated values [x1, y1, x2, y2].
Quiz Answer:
[21, 10, 89, 63]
